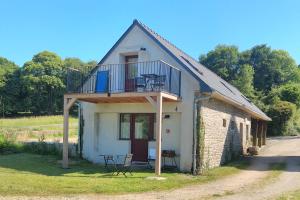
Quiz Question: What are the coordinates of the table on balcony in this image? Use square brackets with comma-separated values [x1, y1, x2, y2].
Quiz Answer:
[141, 74, 165, 91]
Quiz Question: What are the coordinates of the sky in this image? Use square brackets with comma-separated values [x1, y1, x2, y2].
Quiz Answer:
[1, 0, 300, 66]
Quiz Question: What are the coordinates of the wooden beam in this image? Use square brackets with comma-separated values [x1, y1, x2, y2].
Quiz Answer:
[253, 120, 258, 146]
[66, 98, 77, 110]
[161, 92, 181, 101]
[258, 121, 262, 147]
[62, 97, 77, 169]
[62, 98, 69, 168]
[155, 93, 163, 176]
[145, 96, 157, 109]
[262, 122, 267, 145]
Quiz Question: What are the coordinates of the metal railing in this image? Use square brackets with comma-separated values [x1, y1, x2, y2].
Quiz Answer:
[67, 60, 181, 96]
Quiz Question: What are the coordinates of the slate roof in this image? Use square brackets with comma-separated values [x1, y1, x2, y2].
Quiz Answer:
[134, 20, 271, 121]
[94, 19, 271, 121]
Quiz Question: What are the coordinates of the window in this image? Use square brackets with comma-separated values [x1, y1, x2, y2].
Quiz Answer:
[180, 56, 204, 75]
[223, 119, 227, 127]
[220, 81, 235, 95]
[134, 115, 149, 139]
[119, 114, 130, 140]
[119, 113, 156, 140]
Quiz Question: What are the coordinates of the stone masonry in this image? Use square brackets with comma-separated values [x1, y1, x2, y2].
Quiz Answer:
[201, 98, 252, 168]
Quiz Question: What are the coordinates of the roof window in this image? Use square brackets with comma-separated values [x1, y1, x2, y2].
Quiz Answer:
[220, 81, 235, 95]
[180, 56, 203, 75]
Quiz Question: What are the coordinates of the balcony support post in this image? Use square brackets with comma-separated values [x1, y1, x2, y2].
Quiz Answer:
[62, 96, 77, 169]
[155, 93, 163, 176]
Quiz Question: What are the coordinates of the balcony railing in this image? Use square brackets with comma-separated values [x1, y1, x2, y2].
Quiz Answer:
[67, 60, 181, 97]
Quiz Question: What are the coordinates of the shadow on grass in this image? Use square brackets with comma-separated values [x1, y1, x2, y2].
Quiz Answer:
[0, 153, 181, 178]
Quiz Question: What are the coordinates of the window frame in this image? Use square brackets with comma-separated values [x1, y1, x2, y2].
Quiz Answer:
[118, 113, 156, 141]
[119, 113, 131, 140]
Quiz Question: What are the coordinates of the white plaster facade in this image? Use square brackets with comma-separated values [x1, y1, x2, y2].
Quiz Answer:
[79, 23, 253, 172]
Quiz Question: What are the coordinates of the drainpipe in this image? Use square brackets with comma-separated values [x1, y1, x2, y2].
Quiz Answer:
[192, 92, 211, 175]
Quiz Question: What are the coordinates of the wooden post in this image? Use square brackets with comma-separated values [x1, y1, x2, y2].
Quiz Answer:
[258, 121, 262, 147]
[62, 97, 77, 169]
[63, 97, 69, 168]
[155, 93, 162, 176]
[253, 120, 258, 146]
[262, 122, 267, 145]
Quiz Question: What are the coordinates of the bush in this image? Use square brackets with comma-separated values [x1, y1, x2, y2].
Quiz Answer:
[0, 133, 61, 156]
[0, 133, 23, 154]
[268, 101, 297, 136]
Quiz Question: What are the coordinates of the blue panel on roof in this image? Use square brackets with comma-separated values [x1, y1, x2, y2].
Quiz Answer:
[95, 71, 109, 93]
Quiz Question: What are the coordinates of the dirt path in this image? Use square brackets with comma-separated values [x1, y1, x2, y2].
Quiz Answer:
[2, 136, 300, 200]
[217, 136, 300, 200]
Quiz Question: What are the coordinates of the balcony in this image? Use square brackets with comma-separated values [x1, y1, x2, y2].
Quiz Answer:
[66, 60, 181, 102]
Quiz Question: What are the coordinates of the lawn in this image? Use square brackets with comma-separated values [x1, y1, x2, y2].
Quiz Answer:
[0, 115, 78, 142]
[0, 153, 249, 196]
[277, 189, 300, 200]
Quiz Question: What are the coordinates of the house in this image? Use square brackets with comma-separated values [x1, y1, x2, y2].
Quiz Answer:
[62, 20, 271, 175]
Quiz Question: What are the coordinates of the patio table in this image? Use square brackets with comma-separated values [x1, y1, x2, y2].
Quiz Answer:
[141, 73, 159, 90]
[99, 154, 124, 171]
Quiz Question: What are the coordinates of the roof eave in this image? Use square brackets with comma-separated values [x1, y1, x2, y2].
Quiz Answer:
[211, 91, 272, 121]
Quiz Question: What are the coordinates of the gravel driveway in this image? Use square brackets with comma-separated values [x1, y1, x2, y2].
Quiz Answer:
[2, 136, 300, 200]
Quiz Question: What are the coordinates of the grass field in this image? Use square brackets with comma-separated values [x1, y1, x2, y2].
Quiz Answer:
[0, 153, 249, 196]
[277, 189, 300, 200]
[0, 115, 78, 142]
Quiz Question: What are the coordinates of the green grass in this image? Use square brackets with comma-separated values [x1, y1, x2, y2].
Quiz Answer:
[256, 163, 286, 187]
[0, 115, 78, 140]
[277, 190, 300, 200]
[0, 153, 249, 196]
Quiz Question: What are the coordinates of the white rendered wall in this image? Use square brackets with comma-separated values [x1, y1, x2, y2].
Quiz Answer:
[82, 24, 200, 171]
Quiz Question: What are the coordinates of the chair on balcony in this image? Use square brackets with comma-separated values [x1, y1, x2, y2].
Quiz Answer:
[151, 75, 166, 91]
[95, 71, 109, 93]
[135, 77, 146, 91]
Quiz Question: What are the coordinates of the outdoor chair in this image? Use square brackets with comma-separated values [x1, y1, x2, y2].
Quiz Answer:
[151, 75, 166, 91]
[147, 148, 156, 169]
[113, 154, 133, 177]
[135, 77, 146, 91]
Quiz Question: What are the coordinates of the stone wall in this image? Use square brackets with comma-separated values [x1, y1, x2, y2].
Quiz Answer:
[201, 98, 252, 168]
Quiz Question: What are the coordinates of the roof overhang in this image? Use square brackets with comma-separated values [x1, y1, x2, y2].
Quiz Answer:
[210, 91, 271, 121]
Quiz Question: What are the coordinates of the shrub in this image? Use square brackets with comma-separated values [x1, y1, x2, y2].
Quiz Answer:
[0, 133, 23, 154]
[268, 101, 297, 136]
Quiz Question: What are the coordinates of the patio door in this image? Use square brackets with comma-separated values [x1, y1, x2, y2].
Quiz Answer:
[125, 55, 138, 92]
[131, 113, 154, 162]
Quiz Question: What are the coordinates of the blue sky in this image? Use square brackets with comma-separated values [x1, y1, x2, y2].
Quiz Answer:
[1, 0, 300, 66]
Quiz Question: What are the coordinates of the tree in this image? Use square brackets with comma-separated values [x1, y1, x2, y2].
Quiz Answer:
[268, 101, 296, 136]
[0, 57, 20, 116]
[199, 45, 240, 82]
[267, 83, 300, 108]
[21, 51, 64, 115]
[244, 45, 298, 92]
[231, 64, 255, 98]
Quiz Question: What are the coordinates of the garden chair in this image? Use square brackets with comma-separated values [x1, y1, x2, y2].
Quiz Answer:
[113, 154, 133, 177]
[151, 75, 166, 91]
[147, 148, 156, 169]
[135, 77, 146, 91]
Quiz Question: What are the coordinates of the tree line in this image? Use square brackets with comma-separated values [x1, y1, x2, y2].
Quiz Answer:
[1, 45, 300, 136]
[0, 51, 96, 116]
[200, 44, 300, 136]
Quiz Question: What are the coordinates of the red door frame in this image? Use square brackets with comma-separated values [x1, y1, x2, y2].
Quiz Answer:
[125, 55, 138, 92]
[130, 113, 155, 162]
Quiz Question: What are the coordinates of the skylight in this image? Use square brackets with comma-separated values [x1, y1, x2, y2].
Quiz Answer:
[180, 56, 203, 75]
[220, 81, 235, 95]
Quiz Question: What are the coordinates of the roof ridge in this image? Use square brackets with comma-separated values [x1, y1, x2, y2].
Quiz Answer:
[135, 20, 198, 62]
[134, 20, 229, 81]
